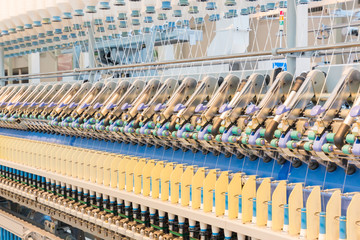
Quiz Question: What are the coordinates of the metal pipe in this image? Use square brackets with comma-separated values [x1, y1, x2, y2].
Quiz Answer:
[88, 21, 96, 82]
[286, 0, 297, 75]
[0, 47, 4, 86]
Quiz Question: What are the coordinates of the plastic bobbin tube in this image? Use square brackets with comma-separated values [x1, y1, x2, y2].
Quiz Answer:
[103, 195, 109, 210]
[89, 190, 96, 205]
[141, 205, 148, 222]
[283, 204, 289, 233]
[132, 203, 139, 219]
[109, 196, 116, 213]
[267, 200, 272, 228]
[212, 226, 220, 239]
[178, 216, 185, 234]
[224, 230, 232, 240]
[61, 182, 66, 195]
[237, 232, 245, 240]
[117, 198, 123, 214]
[339, 216, 347, 240]
[149, 208, 156, 224]
[96, 192, 102, 208]
[300, 208, 307, 239]
[66, 183, 71, 197]
[124, 201, 131, 217]
[252, 197, 257, 224]
[318, 212, 326, 240]
[77, 187, 83, 201]
[71, 186, 77, 199]
[238, 194, 242, 220]
[200, 222, 207, 240]
[51, 179, 56, 192]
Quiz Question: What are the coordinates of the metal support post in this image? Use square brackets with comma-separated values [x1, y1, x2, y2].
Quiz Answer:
[88, 21, 96, 82]
[73, 45, 81, 69]
[286, 0, 297, 75]
[144, 31, 156, 63]
[0, 47, 4, 86]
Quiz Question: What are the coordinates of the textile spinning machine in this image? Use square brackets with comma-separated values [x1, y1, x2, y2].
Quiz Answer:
[1, 0, 360, 240]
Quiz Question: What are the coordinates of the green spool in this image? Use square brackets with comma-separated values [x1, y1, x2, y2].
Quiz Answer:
[219, 126, 226, 134]
[162, 130, 169, 137]
[115, 120, 123, 126]
[135, 128, 140, 134]
[192, 133, 198, 140]
[304, 142, 312, 151]
[241, 136, 249, 145]
[204, 134, 212, 141]
[182, 132, 190, 139]
[139, 122, 144, 127]
[346, 134, 356, 144]
[308, 131, 316, 140]
[342, 145, 352, 155]
[274, 130, 282, 138]
[260, 128, 266, 137]
[286, 140, 296, 149]
[165, 122, 170, 129]
[185, 123, 194, 131]
[207, 125, 213, 133]
[245, 128, 252, 135]
[228, 136, 237, 143]
[290, 131, 302, 140]
[215, 135, 222, 142]
[175, 124, 180, 130]
[88, 118, 95, 124]
[172, 132, 177, 138]
[322, 143, 333, 153]
[196, 125, 202, 131]
[270, 139, 278, 148]
[147, 121, 155, 128]
[326, 133, 335, 143]
[255, 138, 265, 146]
[232, 127, 241, 135]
